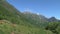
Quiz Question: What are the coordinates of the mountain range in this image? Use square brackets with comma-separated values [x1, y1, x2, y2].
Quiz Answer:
[0, 0, 60, 34]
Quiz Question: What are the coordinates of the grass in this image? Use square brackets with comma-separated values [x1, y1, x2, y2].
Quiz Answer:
[0, 20, 53, 34]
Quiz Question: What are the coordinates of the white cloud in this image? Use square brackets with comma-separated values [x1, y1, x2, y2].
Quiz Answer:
[36, 13, 40, 15]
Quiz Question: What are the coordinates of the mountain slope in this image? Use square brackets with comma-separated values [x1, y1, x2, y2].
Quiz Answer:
[0, 0, 60, 34]
[23, 11, 49, 27]
[0, 0, 29, 25]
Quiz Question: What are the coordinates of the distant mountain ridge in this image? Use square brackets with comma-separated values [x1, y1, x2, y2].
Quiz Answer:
[48, 17, 59, 22]
[23, 11, 60, 22]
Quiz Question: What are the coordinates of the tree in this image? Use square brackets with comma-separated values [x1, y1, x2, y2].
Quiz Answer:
[45, 22, 59, 34]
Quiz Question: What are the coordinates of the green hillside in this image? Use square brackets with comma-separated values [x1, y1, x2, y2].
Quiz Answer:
[0, 20, 53, 34]
[0, 0, 60, 34]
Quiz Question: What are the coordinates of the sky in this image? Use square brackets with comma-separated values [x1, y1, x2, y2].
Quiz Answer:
[7, 0, 60, 19]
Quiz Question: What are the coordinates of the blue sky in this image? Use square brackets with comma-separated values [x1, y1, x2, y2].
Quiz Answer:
[7, 0, 60, 19]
